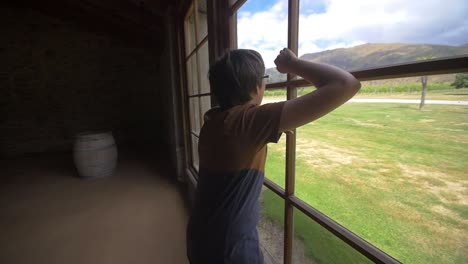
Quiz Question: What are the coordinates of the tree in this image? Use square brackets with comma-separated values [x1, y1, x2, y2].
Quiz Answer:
[419, 75, 428, 110]
[418, 56, 434, 111]
[451, 73, 468, 89]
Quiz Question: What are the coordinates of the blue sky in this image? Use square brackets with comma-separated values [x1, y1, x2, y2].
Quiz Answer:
[240, 0, 276, 13]
[237, 0, 468, 67]
[241, 0, 326, 14]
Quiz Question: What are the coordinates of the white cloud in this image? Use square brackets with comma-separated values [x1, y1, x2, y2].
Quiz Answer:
[237, 0, 288, 67]
[238, 0, 468, 68]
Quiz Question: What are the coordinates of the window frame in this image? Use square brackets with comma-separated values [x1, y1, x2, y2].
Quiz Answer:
[230, 1, 468, 264]
[183, 0, 212, 177]
[181, 0, 468, 263]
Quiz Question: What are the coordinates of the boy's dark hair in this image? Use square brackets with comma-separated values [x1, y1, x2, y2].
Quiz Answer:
[209, 49, 265, 109]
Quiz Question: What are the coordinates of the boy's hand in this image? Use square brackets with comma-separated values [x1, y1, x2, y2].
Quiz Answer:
[274, 48, 298, 74]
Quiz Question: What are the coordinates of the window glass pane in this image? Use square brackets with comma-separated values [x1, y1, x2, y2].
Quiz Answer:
[185, 11, 196, 56]
[189, 97, 200, 135]
[187, 54, 199, 96]
[237, 0, 287, 83]
[199, 95, 211, 129]
[295, 74, 468, 263]
[259, 187, 284, 263]
[293, 208, 372, 264]
[191, 134, 199, 171]
[198, 41, 210, 94]
[298, 1, 468, 71]
[262, 92, 286, 189]
[196, 0, 208, 43]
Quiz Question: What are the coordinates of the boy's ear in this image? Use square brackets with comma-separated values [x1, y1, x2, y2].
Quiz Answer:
[254, 85, 261, 95]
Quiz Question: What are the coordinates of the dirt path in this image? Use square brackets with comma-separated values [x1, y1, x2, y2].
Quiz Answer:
[263, 98, 468, 105]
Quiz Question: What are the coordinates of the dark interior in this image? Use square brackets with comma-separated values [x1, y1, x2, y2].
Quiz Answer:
[1, 1, 190, 263]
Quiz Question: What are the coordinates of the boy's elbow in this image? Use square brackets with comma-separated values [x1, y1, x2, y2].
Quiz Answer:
[346, 77, 361, 94]
[353, 78, 361, 91]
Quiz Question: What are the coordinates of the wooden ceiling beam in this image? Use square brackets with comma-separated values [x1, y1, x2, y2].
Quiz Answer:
[4, 0, 174, 46]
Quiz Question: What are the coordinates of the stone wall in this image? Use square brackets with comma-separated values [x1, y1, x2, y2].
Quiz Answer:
[0, 6, 171, 157]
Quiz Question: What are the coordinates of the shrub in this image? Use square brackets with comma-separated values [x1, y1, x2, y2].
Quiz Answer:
[451, 73, 468, 89]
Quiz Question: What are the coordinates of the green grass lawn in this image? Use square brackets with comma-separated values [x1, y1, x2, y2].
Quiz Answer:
[265, 87, 468, 101]
[263, 103, 468, 264]
[264, 84, 460, 97]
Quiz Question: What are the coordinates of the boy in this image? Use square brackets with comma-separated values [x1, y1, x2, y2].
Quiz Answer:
[187, 48, 360, 263]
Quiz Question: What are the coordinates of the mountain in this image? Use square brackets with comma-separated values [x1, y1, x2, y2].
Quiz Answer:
[266, 43, 468, 84]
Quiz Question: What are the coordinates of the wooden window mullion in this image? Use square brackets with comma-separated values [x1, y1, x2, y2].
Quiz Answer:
[193, 0, 202, 96]
[193, 1, 206, 148]
[185, 36, 209, 61]
[230, 0, 248, 13]
[188, 92, 212, 98]
[284, 0, 299, 264]
[266, 55, 468, 89]
[179, 9, 192, 177]
[229, 11, 238, 48]
[184, 5, 197, 173]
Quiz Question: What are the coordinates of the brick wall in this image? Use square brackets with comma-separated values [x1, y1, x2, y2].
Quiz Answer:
[0, 6, 170, 157]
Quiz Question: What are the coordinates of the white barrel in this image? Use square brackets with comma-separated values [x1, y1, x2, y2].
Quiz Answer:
[73, 132, 117, 178]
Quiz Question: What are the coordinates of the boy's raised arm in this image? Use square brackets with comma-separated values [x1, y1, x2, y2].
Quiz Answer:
[275, 48, 361, 132]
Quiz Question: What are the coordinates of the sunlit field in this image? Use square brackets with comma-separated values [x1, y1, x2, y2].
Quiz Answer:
[262, 101, 468, 264]
[265, 87, 468, 101]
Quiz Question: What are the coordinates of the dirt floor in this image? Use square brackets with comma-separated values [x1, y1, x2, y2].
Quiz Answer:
[258, 189, 316, 264]
[0, 152, 189, 264]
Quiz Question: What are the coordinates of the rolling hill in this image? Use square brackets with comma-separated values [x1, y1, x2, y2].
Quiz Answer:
[266, 43, 468, 84]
